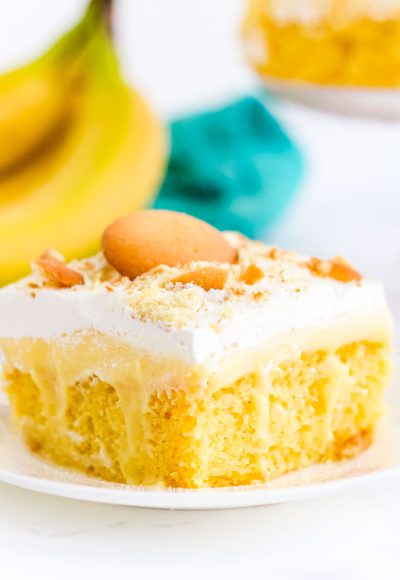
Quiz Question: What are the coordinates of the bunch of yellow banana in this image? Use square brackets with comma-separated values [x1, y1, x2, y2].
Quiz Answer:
[0, 0, 166, 284]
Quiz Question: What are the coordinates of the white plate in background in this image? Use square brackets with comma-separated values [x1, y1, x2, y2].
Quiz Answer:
[264, 79, 400, 120]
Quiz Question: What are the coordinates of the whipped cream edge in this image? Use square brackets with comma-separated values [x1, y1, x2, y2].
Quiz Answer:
[0, 280, 391, 366]
[265, 0, 400, 25]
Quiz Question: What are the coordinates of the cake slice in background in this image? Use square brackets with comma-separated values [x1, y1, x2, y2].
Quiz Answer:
[0, 211, 393, 488]
[243, 0, 400, 87]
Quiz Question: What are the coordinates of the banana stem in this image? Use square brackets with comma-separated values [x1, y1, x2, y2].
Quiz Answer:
[90, 0, 114, 36]
[100, 0, 113, 36]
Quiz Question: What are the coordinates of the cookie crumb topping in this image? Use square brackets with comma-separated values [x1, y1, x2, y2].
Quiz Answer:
[19, 212, 365, 330]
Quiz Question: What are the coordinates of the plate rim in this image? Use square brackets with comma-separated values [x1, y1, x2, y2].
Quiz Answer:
[262, 77, 400, 120]
[0, 460, 398, 510]
[262, 77, 400, 95]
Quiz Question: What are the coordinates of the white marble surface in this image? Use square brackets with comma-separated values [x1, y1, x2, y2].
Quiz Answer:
[1, 477, 400, 580]
[1, 1, 400, 578]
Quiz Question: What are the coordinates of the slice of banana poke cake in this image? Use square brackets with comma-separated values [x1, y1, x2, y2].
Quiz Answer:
[0, 210, 393, 488]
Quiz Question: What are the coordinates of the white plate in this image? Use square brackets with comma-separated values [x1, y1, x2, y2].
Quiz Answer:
[0, 406, 399, 510]
[264, 79, 400, 120]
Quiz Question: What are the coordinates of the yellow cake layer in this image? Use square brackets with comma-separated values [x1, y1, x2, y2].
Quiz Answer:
[243, 6, 400, 87]
[1, 327, 391, 488]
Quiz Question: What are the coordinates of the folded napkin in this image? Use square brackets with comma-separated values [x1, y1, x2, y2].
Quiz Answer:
[154, 96, 303, 239]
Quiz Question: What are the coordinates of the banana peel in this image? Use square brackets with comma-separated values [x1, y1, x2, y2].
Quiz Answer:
[0, 0, 166, 284]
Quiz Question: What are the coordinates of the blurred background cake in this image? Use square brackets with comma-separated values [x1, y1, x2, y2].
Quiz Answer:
[243, 0, 400, 86]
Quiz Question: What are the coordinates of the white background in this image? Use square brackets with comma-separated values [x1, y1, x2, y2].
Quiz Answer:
[0, 1, 400, 578]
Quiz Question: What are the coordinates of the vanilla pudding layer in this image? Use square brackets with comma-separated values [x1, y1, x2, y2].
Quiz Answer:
[244, 0, 400, 87]
[1, 311, 392, 487]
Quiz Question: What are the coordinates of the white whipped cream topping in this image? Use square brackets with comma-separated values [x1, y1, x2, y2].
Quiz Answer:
[0, 279, 389, 365]
[265, 0, 400, 25]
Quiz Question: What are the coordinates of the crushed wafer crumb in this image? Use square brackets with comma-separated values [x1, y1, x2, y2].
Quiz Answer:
[34, 258, 84, 289]
[306, 256, 362, 283]
[172, 266, 228, 291]
[241, 264, 264, 285]
[40, 248, 66, 264]
[253, 291, 264, 301]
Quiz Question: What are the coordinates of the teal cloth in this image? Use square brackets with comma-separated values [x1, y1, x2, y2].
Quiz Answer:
[153, 96, 303, 239]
